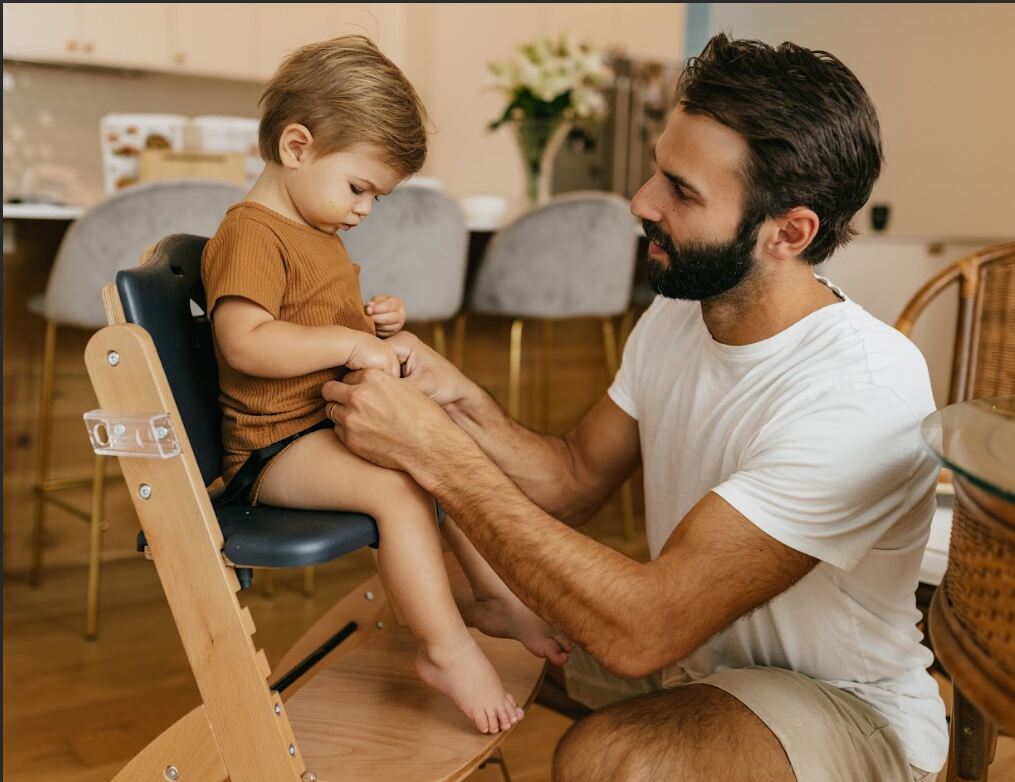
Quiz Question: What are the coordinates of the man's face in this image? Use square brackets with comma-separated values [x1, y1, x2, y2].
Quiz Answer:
[631, 107, 761, 301]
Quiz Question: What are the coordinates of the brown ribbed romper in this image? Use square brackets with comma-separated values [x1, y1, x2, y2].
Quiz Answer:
[201, 201, 375, 493]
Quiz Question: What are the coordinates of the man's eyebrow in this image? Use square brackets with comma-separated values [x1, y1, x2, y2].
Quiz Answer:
[651, 145, 705, 199]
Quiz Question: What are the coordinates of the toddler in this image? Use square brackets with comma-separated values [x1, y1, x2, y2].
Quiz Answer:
[201, 36, 569, 734]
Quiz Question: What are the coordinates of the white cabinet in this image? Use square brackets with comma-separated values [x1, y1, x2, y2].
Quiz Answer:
[2, 3, 168, 70]
[75, 4, 170, 71]
[167, 4, 256, 80]
[3, 3, 406, 82]
[2, 4, 77, 62]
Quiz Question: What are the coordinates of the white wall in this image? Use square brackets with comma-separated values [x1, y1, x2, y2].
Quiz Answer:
[708, 3, 1015, 241]
[402, 4, 687, 202]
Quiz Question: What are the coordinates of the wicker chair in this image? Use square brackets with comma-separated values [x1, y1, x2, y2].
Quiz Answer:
[895, 241, 1015, 781]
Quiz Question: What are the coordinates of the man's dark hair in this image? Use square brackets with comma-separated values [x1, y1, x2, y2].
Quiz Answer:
[678, 34, 883, 264]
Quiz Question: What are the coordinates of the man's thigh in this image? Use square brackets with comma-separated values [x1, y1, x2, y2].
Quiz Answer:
[552, 659, 924, 782]
[553, 680, 793, 782]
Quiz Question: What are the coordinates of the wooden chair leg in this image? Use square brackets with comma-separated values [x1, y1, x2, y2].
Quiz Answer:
[452, 312, 467, 369]
[602, 318, 637, 540]
[479, 749, 514, 782]
[947, 686, 997, 782]
[432, 322, 448, 357]
[302, 566, 315, 597]
[509, 318, 524, 421]
[540, 320, 553, 430]
[31, 319, 59, 587]
[85, 454, 107, 640]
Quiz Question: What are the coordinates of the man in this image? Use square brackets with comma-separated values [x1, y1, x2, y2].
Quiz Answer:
[323, 34, 947, 781]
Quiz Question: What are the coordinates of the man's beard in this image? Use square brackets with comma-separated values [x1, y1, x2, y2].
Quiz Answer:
[642, 214, 762, 301]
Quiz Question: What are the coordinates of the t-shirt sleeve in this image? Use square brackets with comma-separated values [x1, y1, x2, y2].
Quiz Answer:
[713, 385, 928, 571]
[607, 301, 657, 420]
[202, 219, 287, 319]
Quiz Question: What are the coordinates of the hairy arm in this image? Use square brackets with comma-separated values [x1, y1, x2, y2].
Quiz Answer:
[212, 296, 398, 379]
[390, 331, 641, 525]
[325, 370, 818, 678]
[418, 430, 817, 677]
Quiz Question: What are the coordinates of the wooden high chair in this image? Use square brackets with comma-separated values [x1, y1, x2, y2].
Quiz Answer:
[85, 235, 544, 781]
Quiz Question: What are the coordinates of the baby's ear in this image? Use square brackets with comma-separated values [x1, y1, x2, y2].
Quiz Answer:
[278, 123, 314, 169]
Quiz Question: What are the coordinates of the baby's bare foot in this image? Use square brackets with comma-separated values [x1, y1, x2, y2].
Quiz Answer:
[415, 635, 524, 734]
[468, 591, 573, 666]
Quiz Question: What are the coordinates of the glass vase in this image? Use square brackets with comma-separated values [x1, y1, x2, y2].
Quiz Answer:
[511, 117, 572, 207]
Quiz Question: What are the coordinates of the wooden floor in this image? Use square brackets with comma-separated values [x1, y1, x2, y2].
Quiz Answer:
[4, 312, 1014, 780]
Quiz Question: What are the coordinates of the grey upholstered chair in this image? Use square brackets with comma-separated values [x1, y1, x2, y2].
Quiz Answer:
[468, 191, 639, 536]
[340, 185, 469, 361]
[33, 179, 245, 639]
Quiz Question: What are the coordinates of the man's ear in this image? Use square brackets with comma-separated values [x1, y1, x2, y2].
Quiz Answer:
[278, 123, 314, 169]
[762, 207, 820, 262]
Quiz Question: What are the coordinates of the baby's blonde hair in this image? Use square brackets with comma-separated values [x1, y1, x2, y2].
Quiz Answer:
[258, 35, 427, 176]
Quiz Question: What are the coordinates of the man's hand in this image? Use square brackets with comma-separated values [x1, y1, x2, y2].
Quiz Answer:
[344, 332, 400, 377]
[366, 295, 406, 338]
[322, 368, 472, 474]
[386, 331, 474, 407]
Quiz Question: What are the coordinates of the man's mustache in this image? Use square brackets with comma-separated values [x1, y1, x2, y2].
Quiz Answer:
[642, 220, 674, 255]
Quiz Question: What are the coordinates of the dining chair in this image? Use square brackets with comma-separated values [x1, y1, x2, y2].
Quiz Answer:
[32, 179, 245, 639]
[467, 191, 640, 538]
[340, 184, 469, 364]
[895, 240, 1015, 781]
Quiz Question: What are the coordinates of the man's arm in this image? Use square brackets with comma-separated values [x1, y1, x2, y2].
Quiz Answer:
[325, 371, 817, 678]
[390, 331, 641, 525]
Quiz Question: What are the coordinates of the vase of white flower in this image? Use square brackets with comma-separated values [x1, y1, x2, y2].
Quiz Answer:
[488, 35, 611, 206]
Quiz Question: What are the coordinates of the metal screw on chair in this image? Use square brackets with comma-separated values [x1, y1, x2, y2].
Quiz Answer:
[138, 484, 152, 500]
[107, 351, 120, 366]
[364, 591, 374, 601]
[112, 424, 127, 437]
[375, 621, 384, 629]
[274, 703, 281, 715]
[155, 426, 169, 440]
[301, 773, 318, 782]
[164, 766, 179, 781]
[289, 744, 296, 756]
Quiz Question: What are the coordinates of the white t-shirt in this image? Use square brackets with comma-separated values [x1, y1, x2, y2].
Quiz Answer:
[608, 281, 948, 772]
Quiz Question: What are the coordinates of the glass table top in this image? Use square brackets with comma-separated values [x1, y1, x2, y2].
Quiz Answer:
[921, 396, 1015, 502]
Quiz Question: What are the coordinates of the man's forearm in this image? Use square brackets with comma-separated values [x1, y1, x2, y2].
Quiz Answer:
[411, 427, 668, 676]
[444, 384, 597, 524]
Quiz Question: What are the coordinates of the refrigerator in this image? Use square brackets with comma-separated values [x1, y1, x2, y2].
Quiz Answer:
[551, 54, 684, 199]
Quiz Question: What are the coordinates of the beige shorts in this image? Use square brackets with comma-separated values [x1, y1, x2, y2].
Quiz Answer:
[563, 647, 937, 782]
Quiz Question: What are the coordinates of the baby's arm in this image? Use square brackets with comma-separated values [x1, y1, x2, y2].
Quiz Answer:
[212, 296, 400, 378]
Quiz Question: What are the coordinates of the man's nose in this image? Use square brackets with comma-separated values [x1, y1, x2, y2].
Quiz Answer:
[630, 177, 662, 223]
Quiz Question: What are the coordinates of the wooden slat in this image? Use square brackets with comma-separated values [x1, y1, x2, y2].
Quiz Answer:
[83, 323, 304, 781]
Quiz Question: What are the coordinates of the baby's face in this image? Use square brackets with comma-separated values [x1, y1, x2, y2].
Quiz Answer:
[288, 143, 403, 233]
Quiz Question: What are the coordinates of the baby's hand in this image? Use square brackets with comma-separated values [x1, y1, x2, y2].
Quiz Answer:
[346, 332, 400, 377]
[366, 295, 406, 338]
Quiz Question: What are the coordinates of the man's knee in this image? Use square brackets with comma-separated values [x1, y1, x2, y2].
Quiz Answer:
[553, 711, 624, 782]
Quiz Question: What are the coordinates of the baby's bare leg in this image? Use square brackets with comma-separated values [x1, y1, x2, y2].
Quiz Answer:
[256, 429, 523, 733]
[442, 516, 572, 665]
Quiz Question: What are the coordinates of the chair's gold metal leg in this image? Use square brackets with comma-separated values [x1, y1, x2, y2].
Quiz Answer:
[302, 565, 316, 597]
[452, 312, 467, 369]
[508, 319, 524, 420]
[540, 320, 553, 430]
[260, 569, 275, 598]
[31, 320, 59, 588]
[432, 322, 448, 357]
[602, 318, 637, 540]
[85, 454, 107, 640]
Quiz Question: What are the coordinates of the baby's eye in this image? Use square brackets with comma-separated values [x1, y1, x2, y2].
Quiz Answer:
[373, 195, 380, 203]
[350, 184, 363, 195]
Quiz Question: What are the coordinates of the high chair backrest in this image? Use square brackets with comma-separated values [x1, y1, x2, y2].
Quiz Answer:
[114, 234, 223, 486]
